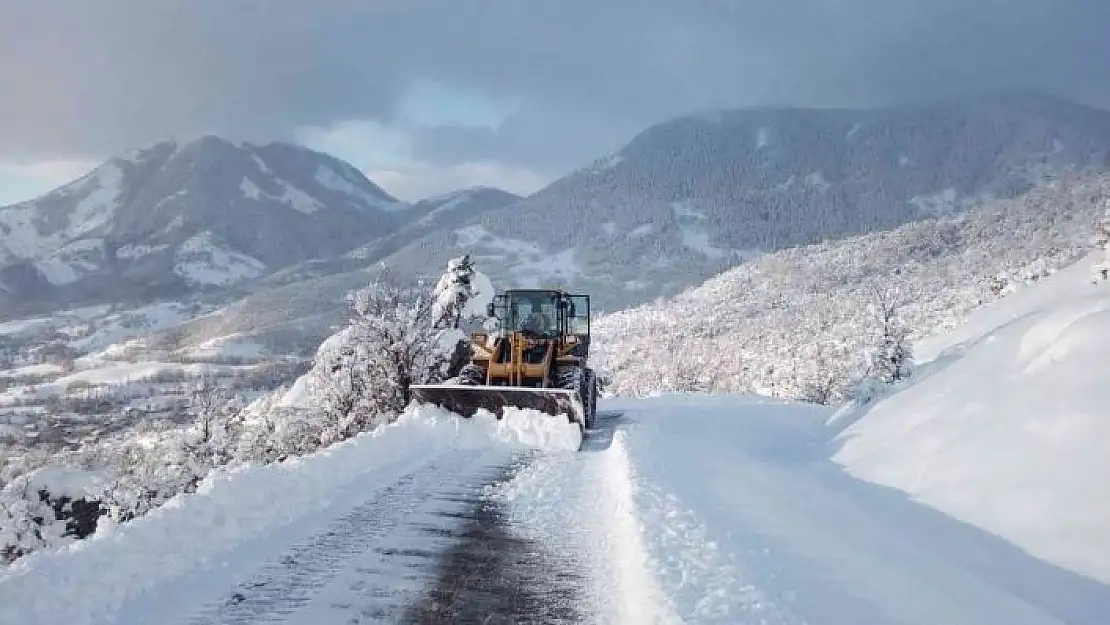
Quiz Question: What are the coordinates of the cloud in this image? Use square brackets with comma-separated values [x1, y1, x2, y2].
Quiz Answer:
[368, 161, 548, 202]
[0, 159, 99, 205]
[294, 117, 549, 201]
[2, 0, 1109, 192]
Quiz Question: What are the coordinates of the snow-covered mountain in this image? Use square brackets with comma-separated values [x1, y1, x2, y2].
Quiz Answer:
[0, 136, 406, 316]
[376, 91, 1110, 311]
[342, 186, 521, 266]
[594, 171, 1110, 403]
[81, 93, 1110, 362]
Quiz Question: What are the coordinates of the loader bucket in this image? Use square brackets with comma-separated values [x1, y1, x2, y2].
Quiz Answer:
[410, 384, 585, 426]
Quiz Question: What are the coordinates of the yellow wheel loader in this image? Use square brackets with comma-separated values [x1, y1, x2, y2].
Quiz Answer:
[410, 288, 598, 429]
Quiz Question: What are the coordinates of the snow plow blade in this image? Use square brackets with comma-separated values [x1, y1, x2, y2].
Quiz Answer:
[410, 384, 585, 426]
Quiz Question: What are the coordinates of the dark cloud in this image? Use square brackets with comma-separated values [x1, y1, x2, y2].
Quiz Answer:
[2, 0, 1109, 176]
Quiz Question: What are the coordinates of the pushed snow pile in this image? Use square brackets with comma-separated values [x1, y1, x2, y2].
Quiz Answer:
[399, 404, 583, 452]
[834, 252, 1110, 584]
[0, 403, 574, 625]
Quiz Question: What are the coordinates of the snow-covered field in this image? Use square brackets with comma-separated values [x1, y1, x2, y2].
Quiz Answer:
[834, 251, 1110, 586]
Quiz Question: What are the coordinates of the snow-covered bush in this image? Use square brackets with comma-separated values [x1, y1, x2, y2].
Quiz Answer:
[312, 279, 447, 426]
[1, 467, 107, 565]
[1, 383, 252, 564]
[235, 395, 324, 464]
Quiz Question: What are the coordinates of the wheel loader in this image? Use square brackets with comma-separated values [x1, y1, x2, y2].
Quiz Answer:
[410, 288, 598, 429]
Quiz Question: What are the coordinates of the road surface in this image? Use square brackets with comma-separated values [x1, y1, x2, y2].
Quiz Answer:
[4, 399, 1110, 624]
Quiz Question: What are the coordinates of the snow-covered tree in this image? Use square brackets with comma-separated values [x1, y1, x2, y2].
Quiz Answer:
[432, 254, 494, 329]
[305, 273, 464, 441]
[179, 375, 242, 484]
[864, 282, 914, 385]
[430, 255, 495, 377]
[1091, 199, 1110, 282]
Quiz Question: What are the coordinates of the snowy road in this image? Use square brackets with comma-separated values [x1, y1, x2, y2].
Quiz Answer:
[598, 395, 1110, 624]
[5, 395, 1110, 624]
[0, 407, 586, 625]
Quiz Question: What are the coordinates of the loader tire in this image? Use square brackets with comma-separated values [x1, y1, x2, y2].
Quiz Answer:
[584, 367, 598, 429]
[457, 364, 485, 386]
[555, 366, 592, 428]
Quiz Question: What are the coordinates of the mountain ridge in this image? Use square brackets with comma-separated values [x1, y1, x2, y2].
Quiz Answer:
[368, 90, 1110, 311]
[0, 136, 502, 316]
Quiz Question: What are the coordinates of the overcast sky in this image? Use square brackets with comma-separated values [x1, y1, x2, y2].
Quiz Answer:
[2, 0, 1109, 204]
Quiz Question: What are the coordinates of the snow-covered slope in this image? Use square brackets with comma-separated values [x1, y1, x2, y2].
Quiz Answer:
[0, 136, 405, 316]
[594, 171, 1109, 404]
[340, 185, 521, 263]
[377, 91, 1110, 311]
[581, 395, 1110, 623]
[832, 250, 1110, 585]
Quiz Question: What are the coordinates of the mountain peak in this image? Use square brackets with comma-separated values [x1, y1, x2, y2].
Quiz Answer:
[0, 137, 410, 314]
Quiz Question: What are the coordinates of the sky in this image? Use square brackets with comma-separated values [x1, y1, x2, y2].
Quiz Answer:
[1, 0, 1109, 204]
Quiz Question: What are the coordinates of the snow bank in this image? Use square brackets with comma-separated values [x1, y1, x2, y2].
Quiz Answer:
[593, 394, 1110, 623]
[0, 404, 577, 625]
[490, 422, 679, 624]
[834, 252, 1110, 584]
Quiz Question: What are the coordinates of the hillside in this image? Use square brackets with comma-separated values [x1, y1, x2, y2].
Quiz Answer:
[593, 170, 1110, 403]
[376, 91, 1110, 311]
[832, 249, 1110, 585]
[0, 136, 406, 316]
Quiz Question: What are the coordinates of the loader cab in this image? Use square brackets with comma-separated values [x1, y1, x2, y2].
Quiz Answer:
[486, 289, 590, 346]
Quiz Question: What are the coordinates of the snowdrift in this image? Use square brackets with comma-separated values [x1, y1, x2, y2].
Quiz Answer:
[0, 404, 580, 625]
[833, 252, 1110, 584]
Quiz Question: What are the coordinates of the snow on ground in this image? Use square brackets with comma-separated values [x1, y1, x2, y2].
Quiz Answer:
[185, 334, 265, 361]
[492, 419, 681, 624]
[833, 251, 1110, 585]
[66, 162, 123, 239]
[72, 301, 199, 353]
[173, 232, 267, 286]
[0, 361, 254, 405]
[0, 405, 581, 625]
[511, 247, 583, 287]
[0, 363, 63, 379]
[239, 176, 263, 200]
[274, 179, 323, 214]
[55, 361, 250, 387]
[4, 379, 1109, 623]
[0, 316, 55, 337]
[580, 394, 1110, 624]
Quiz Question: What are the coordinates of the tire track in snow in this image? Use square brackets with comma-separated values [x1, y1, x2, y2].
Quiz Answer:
[184, 449, 493, 625]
